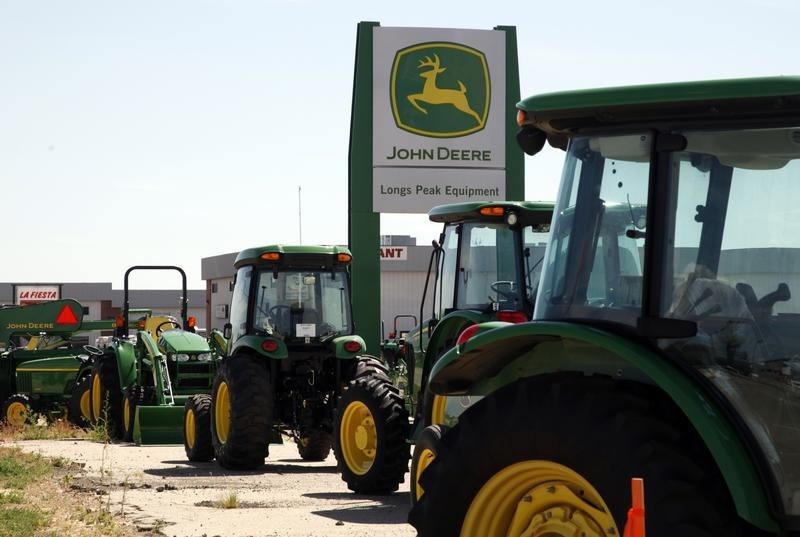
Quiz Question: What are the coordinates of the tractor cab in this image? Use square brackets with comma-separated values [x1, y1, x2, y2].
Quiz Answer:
[229, 245, 354, 348]
[517, 77, 800, 521]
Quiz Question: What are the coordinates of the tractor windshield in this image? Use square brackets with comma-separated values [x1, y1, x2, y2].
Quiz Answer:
[437, 221, 536, 317]
[252, 269, 352, 340]
[538, 126, 800, 515]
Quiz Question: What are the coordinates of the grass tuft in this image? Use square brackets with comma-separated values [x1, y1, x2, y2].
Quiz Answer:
[214, 491, 240, 509]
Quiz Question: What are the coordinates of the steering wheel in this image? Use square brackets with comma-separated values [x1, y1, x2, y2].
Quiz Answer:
[155, 320, 181, 337]
[269, 305, 292, 318]
[491, 281, 517, 301]
[82, 345, 104, 356]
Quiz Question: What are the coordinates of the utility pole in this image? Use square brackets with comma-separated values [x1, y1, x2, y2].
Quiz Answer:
[298, 186, 302, 245]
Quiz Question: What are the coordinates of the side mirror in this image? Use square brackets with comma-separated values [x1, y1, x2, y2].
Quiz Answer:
[223, 323, 232, 339]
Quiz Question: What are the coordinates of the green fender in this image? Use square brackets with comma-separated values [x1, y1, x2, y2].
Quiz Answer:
[110, 339, 138, 391]
[428, 320, 779, 533]
[229, 335, 289, 359]
[331, 335, 366, 359]
[15, 355, 82, 396]
[415, 310, 492, 395]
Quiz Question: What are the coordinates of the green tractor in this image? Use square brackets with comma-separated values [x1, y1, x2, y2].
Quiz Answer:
[89, 266, 218, 443]
[0, 299, 115, 426]
[402, 201, 552, 502]
[183, 245, 410, 494]
[409, 76, 800, 536]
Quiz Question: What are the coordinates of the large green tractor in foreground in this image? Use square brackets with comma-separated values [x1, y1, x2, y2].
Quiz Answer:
[0, 299, 115, 426]
[409, 77, 800, 536]
[89, 266, 218, 443]
[184, 245, 410, 494]
[401, 201, 552, 502]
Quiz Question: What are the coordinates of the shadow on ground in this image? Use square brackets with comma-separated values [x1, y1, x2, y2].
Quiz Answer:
[306, 491, 411, 525]
[143, 460, 339, 478]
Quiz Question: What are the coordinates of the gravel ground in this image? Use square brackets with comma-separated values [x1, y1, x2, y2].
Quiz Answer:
[13, 438, 417, 537]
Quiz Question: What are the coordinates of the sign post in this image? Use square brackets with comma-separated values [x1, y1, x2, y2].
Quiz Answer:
[349, 22, 522, 354]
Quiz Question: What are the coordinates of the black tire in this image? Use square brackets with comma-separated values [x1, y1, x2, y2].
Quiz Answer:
[408, 373, 743, 537]
[184, 394, 214, 462]
[121, 386, 138, 442]
[89, 355, 125, 439]
[297, 430, 333, 461]
[333, 368, 410, 494]
[2, 394, 32, 426]
[211, 355, 272, 470]
[68, 374, 92, 427]
[410, 424, 447, 506]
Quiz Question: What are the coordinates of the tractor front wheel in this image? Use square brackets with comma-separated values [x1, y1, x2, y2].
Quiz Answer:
[89, 356, 124, 439]
[122, 386, 139, 442]
[68, 374, 92, 427]
[2, 394, 32, 426]
[211, 355, 272, 469]
[184, 394, 214, 462]
[410, 424, 446, 506]
[297, 430, 332, 461]
[408, 374, 743, 537]
[333, 368, 410, 494]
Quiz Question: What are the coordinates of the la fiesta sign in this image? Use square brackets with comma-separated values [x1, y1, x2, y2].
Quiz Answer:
[16, 285, 60, 305]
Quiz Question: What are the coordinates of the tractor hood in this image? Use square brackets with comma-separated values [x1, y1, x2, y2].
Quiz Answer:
[15, 354, 85, 373]
[158, 330, 211, 354]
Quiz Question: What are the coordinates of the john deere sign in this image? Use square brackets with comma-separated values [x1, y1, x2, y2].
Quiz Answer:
[348, 22, 522, 356]
[391, 43, 490, 138]
[370, 26, 516, 213]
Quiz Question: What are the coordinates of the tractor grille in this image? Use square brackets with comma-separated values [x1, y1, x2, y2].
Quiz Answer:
[16, 373, 32, 393]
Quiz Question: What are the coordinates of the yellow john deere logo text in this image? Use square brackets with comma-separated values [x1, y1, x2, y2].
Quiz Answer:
[391, 42, 490, 138]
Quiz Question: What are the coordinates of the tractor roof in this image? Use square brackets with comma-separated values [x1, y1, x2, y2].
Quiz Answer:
[234, 245, 353, 269]
[517, 76, 800, 135]
[428, 201, 554, 225]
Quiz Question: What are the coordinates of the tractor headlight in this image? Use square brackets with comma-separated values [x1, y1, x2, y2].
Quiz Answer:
[196, 353, 213, 362]
[175, 353, 190, 362]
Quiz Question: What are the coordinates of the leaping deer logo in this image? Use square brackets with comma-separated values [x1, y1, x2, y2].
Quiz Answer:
[407, 54, 482, 125]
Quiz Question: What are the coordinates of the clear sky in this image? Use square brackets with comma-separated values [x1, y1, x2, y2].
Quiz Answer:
[1, 0, 796, 289]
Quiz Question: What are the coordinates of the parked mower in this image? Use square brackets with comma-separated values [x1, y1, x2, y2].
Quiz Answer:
[88, 266, 218, 443]
[0, 299, 115, 426]
[409, 76, 800, 536]
[183, 245, 410, 494]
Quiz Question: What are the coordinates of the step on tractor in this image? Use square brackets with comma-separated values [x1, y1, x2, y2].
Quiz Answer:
[89, 266, 218, 444]
[409, 76, 800, 537]
[0, 299, 115, 426]
[402, 201, 553, 503]
[182, 245, 410, 494]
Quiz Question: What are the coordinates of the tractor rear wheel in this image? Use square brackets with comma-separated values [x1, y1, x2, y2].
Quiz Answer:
[68, 374, 92, 427]
[333, 358, 410, 494]
[2, 394, 32, 426]
[211, 355, 272, 469]
[184, 394, 214, 462]
[410, 424, 446, 506]
[297, 430, 332, 461]
[89, 356, 124, 439]
[408, 373, 743, 537]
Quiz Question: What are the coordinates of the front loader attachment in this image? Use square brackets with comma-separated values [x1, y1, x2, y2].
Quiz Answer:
[133, 404, 185, 445]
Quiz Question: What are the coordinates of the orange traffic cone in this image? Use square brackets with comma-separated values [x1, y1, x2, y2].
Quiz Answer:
[622, 478, 645, 537]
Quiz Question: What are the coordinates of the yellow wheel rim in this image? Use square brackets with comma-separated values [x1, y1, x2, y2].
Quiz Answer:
[79, 387, 91, 422]
[430, 395, 447, 425]
[123, 397, 131, 433]
[461, 460, 618, 537]
[185, 408, 196, 449]
[414, 447, 436, 500]
[339, 401, 377, 475]
[215, 381, 231, 444]
[91, 373, 103, 420]
[6, 401, 28, 427]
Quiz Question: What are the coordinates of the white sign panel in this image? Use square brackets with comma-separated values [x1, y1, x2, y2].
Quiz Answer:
[374, 167, 505, 213]
[372, 26, 507, 213]
[16, 285, 60, 305]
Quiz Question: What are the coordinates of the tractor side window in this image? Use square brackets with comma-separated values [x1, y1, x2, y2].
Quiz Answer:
[436, 225, 458, 318]
[523, 226, 549, 303]
[229, 266, 252, 342]
[253, 272, 280, 334]
[456, 223, 520, 311]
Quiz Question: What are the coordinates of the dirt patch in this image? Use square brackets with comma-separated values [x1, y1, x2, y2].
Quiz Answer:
[13, 439, 416, 537]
